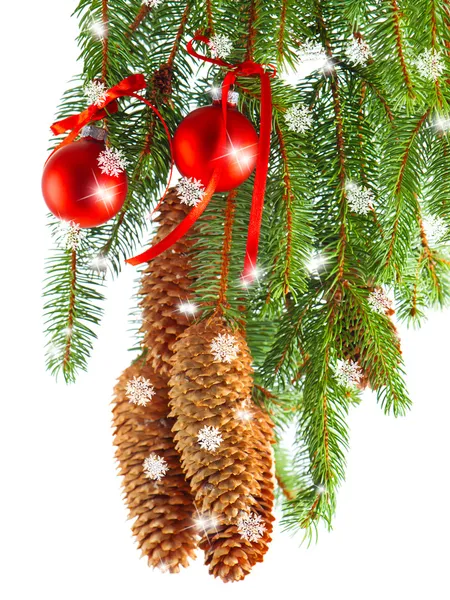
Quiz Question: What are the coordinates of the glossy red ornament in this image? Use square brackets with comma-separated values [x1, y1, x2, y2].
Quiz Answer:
[173, 97, 259, 193]
[42, 128, 128, 228]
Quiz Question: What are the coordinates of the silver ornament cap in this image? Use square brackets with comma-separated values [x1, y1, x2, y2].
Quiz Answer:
[81, 125, 108, 141]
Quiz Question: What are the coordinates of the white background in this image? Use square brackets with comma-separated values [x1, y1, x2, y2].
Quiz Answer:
[1, 2, 449, 599]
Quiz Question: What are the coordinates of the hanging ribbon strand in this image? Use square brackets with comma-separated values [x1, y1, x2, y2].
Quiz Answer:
[127, 35, 275, 284]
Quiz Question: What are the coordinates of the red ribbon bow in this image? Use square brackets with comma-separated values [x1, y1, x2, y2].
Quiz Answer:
[49, 74, 174, 191]
[127, 36, 275, 283]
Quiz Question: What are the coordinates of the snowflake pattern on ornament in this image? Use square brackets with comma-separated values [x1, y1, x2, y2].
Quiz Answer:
[346, 37, 372, 67]
[84, 80, 108, 106]
[415, 49, 445, 82]
[197, 426, 223, 452]
[208, 34, 233, 59]
[97, 147, 129, 177]
[285, 104, 313, 134]
[335, 359, 363, 389]
[142, 0, 163, 7]
[346, 182, 374, 215]
[299, 39, 327, 62]
[126, 376, 156, 407]
[210, 333, 239, 363]
[237, 512, 266, 543]
[423, 215, 448, 245]
[368, 288, 393, 315]
[176, 177, 206, 207]
[143, 453, 169, 481]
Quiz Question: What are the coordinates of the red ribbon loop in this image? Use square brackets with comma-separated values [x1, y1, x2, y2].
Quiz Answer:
[50, 74, 147, 149]
[49, 74, 175, 214]
[128, 36, 274, 282]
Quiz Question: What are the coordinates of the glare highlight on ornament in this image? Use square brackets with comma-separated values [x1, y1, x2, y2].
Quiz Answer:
[230, 145, 254, 169]
[178, 300, 198, 316]
[213, 131, 258, 176]
[97, 185, 114, 205]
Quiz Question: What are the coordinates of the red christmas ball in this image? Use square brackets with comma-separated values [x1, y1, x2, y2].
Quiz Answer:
[173, 101, 258, 193]
[42, 128, 128, 228]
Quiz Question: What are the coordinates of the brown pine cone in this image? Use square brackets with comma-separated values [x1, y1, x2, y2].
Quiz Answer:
[112, 358, 198, 572]
[113, 188, 198, 572]
[201, 403, 276, 582]
[139, 187, 194, 379]
[169, 317, 275, 581]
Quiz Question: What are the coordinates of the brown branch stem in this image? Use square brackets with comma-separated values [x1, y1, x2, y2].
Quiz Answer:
[215, 191, 237, 315]
[390, 0, 415, 99]
[276, 124, 294, 296]
[63, 249, 77, 371]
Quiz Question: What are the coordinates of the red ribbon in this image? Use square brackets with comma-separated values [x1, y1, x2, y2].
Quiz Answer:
[49, 74, 174, 199]
[127, 36, 275, 283]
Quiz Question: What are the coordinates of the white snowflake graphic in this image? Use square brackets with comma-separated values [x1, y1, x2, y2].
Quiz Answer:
[197, 425, 223, 452]
[285, 104, 313, 134]
[346, 182, 374, 215]
[57, 221, 84, 251]
[237, 512, 266, 543]
[208, 34, 233, 59]
[423, 214, 448, 245]
[142, 0, 163, 7]
[97, 147, 129, 177]
[176, 176, 206, 207]
[415, 49, 445, 82]
[210, 333, 239, 363]
[143, 453, 169, 481]
[346, 37, 372, 67]
[299, 39, 327, 63]
[335, 359, 363, 389]
[368, 288, 393, 315]
[84, 80, 108, 107]
[126, 376, 155, 407]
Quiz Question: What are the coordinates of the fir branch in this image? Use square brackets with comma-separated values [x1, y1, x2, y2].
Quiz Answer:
[101, 0, 109, 82]
[245, 0, 257, 61]
[215, 191, 237, 315]
[383, 109, 430, 274]
[315, 0, 350, 282]
[277, 0, 289, 62]
[418, 209, 441, 297]
[205, 0, 214, 35]
[167, 2, 190, 69]
[126, 4, 151, 38]
[275, 124, 294, 297]
[63, 249, 77, 372]
[389, 0, 415, 99]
